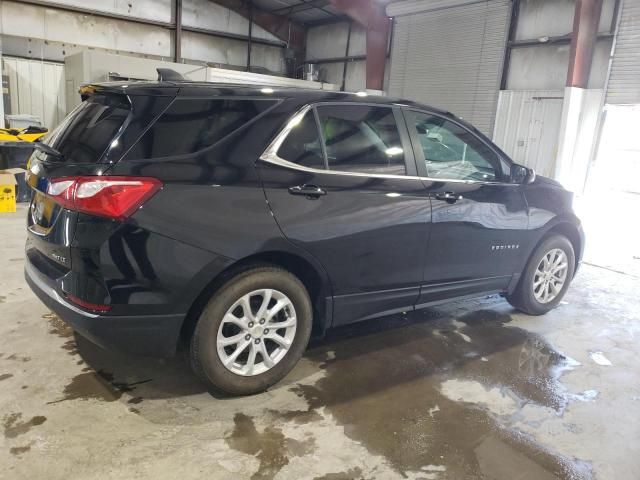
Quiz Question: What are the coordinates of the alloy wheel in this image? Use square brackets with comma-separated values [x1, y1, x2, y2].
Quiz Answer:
[532, 248, 568, 304]
[216, 289, 297, 376]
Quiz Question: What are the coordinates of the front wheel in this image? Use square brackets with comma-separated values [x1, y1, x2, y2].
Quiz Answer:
[507, 234, 576, 315]
[190, 266, 312, 395]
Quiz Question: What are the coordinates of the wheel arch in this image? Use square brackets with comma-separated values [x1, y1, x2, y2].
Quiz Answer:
[545, 220, 584, 273]
[179, 250, 333, 347]
[511, 217, 584, 295]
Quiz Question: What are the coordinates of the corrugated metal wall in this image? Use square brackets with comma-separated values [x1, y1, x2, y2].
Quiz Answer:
[3, 57, 66, 128]
[493, 90, 564, 178]
[387, 0, 511, 135]
[606, 0, 640, 105]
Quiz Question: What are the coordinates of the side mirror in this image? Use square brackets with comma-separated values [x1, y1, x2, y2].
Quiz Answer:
[510, 164, 535, 184]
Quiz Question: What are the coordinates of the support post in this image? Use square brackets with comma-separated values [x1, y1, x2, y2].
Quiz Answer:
[567, 0, 604, 88]
[341, 21, 352, 91]
[174, 0, 182, 63]
[329, 0, 390, 91]
[247, 1, 253, 72]
[500, 0, 520, 90]
[555, 0, 604, 192]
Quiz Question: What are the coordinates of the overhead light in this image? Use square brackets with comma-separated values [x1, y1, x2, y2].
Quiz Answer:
[355, 91, 368, 97]
[386, 192, 401, 198]
[385, 146, 403, 156]
[261, 88, 274, 94]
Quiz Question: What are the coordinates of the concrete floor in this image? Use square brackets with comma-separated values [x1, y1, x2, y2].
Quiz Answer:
[1, 204, 639, 480]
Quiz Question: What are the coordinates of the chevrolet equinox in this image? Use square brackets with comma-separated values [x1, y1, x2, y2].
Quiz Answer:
[24, 80, 584, 395]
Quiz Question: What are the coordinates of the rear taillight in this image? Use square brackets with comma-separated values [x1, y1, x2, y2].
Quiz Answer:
[46, 176, 162, 220]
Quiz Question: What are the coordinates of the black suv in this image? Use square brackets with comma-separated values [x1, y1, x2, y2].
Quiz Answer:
[24, 81, 584, 395]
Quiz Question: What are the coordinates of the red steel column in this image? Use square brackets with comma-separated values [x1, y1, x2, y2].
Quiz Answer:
[567, 0, 604, 88]
[330, 0, 390, 90]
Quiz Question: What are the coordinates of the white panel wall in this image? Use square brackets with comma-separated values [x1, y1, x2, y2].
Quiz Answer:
[493, 90, 564, 177]
[0, 0, 285, 71]
[3, 57, 66, 129]
[183, 0, 279, 42]
[305, 21, 367, 91]
[515, 0, 616, 40]
[40, 0, 173, 23]
[503, 0, 616, 91]
[182, 31, 283, 73]
[306, 22, 366, 60]
[0, 1, 173, 58]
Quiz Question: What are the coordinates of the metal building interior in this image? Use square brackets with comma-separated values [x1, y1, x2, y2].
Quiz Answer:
[0, 0, 639, 479]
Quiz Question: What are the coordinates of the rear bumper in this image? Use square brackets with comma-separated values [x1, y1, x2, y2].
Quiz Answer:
[25, 259, 184, 357]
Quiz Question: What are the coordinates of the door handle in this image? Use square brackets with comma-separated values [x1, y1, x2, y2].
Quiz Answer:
[288, 184, 327, 198]
[433, 191, 463, 203]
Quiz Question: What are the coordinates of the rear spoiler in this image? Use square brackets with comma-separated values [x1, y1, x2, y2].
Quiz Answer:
[78, 68, 185, 101]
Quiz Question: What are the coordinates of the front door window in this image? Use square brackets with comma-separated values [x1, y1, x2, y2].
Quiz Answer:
[409, 112, 506, 182]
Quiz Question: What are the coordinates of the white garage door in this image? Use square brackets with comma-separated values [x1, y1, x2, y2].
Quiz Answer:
[606, 0, 640, 105]
[387, 0, 511, 135]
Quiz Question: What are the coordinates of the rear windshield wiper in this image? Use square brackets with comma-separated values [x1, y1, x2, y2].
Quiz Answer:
[0, 141, 64, 161]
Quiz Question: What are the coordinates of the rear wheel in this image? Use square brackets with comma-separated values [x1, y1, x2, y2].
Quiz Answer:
[190, 266, 312, 395]
[507, 234, 575, 315]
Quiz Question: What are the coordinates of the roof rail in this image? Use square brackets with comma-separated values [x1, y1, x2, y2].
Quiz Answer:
[157, 68, 185, 82]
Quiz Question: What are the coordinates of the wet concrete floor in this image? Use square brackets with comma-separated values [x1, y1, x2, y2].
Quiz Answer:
[1, 206, 639, 479]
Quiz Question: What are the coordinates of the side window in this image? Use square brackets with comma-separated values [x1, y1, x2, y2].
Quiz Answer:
[409, 111, 504, 182]
[316, 105, 406, 175]
[277, 111, 325, 169]
[125, 98, 276, 159]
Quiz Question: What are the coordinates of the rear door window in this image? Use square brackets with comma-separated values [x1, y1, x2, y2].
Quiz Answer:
[276, 111, 325, 169]
[42, 94, 130, 163]
[125, 98, 277, 159]
[316, 105, 406, 176]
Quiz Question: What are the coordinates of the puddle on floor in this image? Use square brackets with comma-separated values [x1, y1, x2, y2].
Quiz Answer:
[291, 306, 592, 479]
[9, 444, 32, 456]
[4, 354, 30, 362]
[44, 312, 73, 339]
[311, 468, 363, 480]
[48, 369, 152, 404]
[3, 413, 47, 439]
[39, 302, 592, 478]
[226, 413, 316, 480]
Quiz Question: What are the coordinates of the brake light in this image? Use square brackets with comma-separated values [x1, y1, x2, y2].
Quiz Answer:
[66, 293, 112, 313]
[46, 176, 162, 220]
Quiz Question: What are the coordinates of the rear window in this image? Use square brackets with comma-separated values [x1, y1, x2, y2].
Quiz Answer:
[124, 98, 277, 160]
[43, 94, 130, 163]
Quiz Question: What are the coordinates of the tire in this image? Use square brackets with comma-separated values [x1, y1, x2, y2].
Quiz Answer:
[190, 266, 312, 395]
[507, 234, 575, 315]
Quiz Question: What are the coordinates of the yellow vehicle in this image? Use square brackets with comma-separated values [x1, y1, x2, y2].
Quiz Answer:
[0, 126, 48, 143]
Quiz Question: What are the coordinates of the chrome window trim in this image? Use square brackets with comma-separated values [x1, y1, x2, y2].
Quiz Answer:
[259, 103, 519, 187]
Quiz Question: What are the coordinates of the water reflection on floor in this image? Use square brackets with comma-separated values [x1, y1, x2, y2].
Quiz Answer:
[45, 300, 592, 479]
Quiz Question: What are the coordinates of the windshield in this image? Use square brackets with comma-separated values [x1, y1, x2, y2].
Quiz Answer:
[42, 94, 131, 163]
